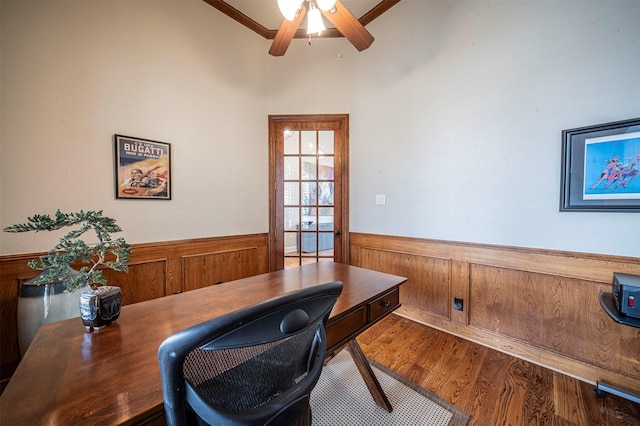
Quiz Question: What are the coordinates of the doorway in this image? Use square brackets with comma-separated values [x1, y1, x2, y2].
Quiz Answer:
[268, 114, 349, 271]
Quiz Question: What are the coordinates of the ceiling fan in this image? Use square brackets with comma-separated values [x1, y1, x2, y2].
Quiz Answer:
[202, 0, 400, 57]
[269, 0, 374, 56]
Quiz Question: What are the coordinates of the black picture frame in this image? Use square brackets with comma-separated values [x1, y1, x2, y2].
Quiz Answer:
[114, 134, 171, 200]
[560, 118, 640, 212]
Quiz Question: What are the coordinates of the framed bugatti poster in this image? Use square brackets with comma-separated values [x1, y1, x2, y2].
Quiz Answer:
[115, 134, 171, 200]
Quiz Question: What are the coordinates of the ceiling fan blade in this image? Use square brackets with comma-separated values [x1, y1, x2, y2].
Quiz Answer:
[269, 5, 306, 57]
[322, 0, 374, 51]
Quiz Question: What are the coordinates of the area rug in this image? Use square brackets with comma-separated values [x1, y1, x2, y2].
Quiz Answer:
[310, 350, 470, 426]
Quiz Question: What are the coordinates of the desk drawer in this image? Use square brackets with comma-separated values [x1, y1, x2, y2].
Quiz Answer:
[326, 306, 367, 351]
[368, 288, 399, 322]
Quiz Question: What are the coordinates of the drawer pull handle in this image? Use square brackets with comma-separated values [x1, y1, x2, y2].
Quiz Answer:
[382, 300, 391, 308]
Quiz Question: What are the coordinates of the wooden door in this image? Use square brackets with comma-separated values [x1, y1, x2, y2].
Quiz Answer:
[269, 114, 349, 270]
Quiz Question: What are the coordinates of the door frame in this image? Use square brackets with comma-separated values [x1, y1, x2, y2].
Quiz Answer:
[268, 114, 350, 271]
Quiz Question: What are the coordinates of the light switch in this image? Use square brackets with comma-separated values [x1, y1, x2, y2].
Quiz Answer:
[376, 194, 386, 205]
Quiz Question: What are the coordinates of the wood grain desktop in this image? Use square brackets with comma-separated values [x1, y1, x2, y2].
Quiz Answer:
[0, 262, 406, 425]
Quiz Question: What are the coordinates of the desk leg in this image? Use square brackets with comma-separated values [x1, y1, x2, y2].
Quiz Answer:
[346, 339, 393, 413]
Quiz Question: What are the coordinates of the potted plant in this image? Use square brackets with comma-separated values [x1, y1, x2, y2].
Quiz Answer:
[4, 210, 132, 345]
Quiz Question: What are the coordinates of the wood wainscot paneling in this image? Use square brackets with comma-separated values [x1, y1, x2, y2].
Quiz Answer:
[183, 248, 260, 292]
[350, 232, 640, 396]
[0, 233, 268, 391]
[102, 260, 168, 305]
[469, 265, 640, 378]
[358, 248, 450, 320]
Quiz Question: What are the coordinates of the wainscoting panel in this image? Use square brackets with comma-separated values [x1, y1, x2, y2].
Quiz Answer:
[469, 264, 639, 377]
[0, 233, 268, 389]
[103, 259, 168, 305]
[359, 248, 451, 320]
[182, 248, 260, 292]
[350, 233, 640, 395]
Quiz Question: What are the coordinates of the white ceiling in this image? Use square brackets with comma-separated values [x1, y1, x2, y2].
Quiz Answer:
[223, 1, 383, 30]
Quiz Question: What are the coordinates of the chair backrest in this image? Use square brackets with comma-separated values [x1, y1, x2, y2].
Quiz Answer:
[158, 280, 343, 426]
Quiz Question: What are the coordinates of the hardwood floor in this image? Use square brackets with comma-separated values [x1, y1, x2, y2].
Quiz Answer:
[358, 314, 640, 426]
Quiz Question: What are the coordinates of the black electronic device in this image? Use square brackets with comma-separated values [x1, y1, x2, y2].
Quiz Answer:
[596, 273, 640, 404]
[612, 272, 640, 319]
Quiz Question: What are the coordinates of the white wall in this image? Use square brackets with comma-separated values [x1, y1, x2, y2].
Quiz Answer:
[1, 0, 269, 254]
[267, 36, 355, 113]
[348, 0, 640, 257]
[267, 0, 640, 257]
[2, 0, 639, 258]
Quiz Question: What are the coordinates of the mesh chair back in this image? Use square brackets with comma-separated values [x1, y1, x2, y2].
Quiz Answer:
[158, 281, 343, 426]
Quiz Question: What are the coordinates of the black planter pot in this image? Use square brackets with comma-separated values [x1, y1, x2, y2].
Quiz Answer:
[79, 286, 122, 332]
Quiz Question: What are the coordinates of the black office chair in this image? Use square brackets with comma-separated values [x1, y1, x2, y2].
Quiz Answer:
[158, 281, 343, 426]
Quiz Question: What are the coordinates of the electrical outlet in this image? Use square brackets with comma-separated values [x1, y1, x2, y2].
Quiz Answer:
[453, 297, 464, 311]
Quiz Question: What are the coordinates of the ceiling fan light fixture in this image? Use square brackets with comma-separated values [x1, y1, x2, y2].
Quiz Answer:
[306, 5, 326, 35]
[316, 0, 336, 12]
[278, 0, 303, 21]
[268, 0, 374, 56]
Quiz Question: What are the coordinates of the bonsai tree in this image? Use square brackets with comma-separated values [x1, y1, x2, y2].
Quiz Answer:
[3, 210, 132, 292]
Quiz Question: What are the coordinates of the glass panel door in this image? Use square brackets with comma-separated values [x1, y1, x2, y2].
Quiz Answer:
[269, 115, 349, 271]
[283, 130, 335, 268]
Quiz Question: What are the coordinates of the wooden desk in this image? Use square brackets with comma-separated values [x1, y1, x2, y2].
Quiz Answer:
[0, 263, 406, 425]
